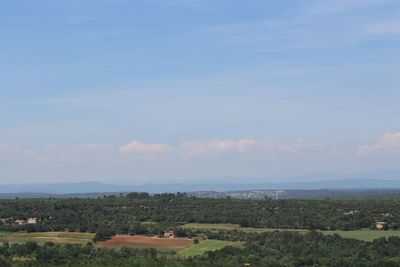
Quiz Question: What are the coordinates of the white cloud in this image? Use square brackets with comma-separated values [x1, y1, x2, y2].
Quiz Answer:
[179, 139, 339, 159]
[1, 138, 339, 164]
[119, 140, 171, 154]
[357, 132, 400, 155]
[13, 138, 337, 163]
[180, 139, 258, 158]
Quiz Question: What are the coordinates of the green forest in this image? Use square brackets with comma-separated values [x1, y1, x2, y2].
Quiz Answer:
[2, 193, 400, 232]
[1, 193, 400, 266]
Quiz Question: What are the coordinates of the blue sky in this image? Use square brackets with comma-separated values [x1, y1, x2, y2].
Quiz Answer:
[1, 0, 400, 184]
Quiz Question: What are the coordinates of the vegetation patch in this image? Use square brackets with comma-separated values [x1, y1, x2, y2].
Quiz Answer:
[180, 223, 309, 233]
[0, 232, 94, 245]
[140, 221, 159, 225]
[322, 230, 400, 242]
[181, 224, 400, 242]
[178, 239, 244, 257]
[181, 223, 241, 230]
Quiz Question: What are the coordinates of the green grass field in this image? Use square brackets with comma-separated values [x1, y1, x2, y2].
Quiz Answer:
[140, 221, 159, 225]
[322, 230, 400, 242]
[178, 239, 244, 257]
[181, 223, 241, 230]
[3, 227, 400, 252]
[180, 223, 400, 242]
[0, 231, 240, 257]
[180, 223, 309, 233]
[0, 231, 94, 245]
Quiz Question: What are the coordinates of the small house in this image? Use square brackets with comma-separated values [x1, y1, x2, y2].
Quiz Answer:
[27, 218, 37, 224]
[376, 222, 386, 230]
[15, 219, 26, 225]
[164, 230, 174, 238]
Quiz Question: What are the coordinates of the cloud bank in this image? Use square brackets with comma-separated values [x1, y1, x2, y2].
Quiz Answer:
[1, 133, 399, 183]
[119, 141, 171, 154]
[357, 132, 400, 155]
[5, 134, 399, 164]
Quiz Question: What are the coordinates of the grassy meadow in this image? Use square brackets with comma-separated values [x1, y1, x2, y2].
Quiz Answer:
[0, 231, 94, 245]
[321, 230, 400, 242]
[180, 223, 400, 242]
[180, 223, 309, 233]
[3, 226, 400, 258]
[0, 231, 240, 257]
[179, 239, 244, 257]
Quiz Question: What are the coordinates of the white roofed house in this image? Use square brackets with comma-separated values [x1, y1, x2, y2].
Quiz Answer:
[27, 218, 37, 224]
[15, 219, 26, 225]
[164, 230, 175, 238]
[376, 222, 386, 230]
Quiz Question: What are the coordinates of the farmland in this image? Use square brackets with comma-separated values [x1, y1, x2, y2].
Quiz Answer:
[322, 230, 400, 242]
[3, 227, 398, 248]
[3, 195, 400, 266]
[181, 223, 309, 234]
[179, 240, 245, 257]
[0, 232, 94, 245]
[0, 231, 94, 245]
[181, 223, 400, 242]
[97, 235, 193, 249]
[0, 232, 240, 256]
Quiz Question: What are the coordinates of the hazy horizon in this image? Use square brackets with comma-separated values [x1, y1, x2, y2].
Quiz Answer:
[1, 1, 400, 184]
[2, 167, 400, 186]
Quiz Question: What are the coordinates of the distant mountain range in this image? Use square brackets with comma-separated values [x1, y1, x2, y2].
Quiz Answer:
[1, 178, 400, 195]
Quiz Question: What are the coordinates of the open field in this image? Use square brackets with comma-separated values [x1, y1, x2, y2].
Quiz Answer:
[179, 240, 245, 257]
[0, 231, 241, 256]
[322, 230, 400, 242]
[180, 223, 400, 242]
[3, 228, 398, 251]
[180, 223, 309, 233]
[181, 223, 241, 230]
[140, 221, 159, 226]
[0, 232, 94, 245]
[97, 235, 193, 249]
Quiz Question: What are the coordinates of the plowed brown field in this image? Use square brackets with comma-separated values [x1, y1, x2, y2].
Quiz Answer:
[98, 235, 193, 249]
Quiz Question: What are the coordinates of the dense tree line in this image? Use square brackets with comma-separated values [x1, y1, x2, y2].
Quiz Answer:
[2, 195, 400, 266]
[2, 232, 400, 266]
[0, 241, 169, 266]
[1, 194, 400, 233]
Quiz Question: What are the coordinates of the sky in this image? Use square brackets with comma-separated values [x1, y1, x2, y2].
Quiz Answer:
[1, 0, 400, 184]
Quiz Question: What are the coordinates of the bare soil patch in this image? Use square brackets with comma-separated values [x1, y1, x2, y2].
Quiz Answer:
[98, 235, 193, 249]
